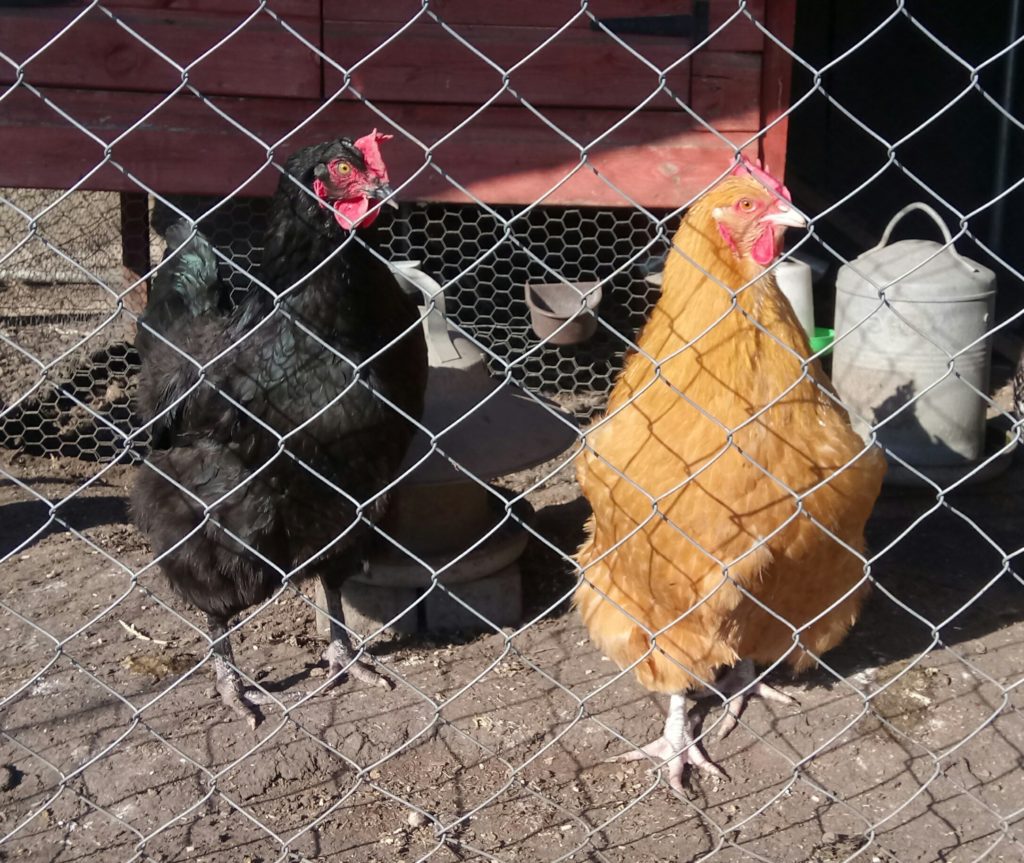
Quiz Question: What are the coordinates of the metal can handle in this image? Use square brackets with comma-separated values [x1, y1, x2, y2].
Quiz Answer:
[872, 202, 974, 272]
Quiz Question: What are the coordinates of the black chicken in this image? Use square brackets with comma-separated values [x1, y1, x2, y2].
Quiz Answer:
[132, 132, 428, 727]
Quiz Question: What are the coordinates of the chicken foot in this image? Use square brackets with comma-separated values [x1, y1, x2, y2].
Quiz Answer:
[320, 581, 392, 691]
[707, 658, 797, 741]
[208, 614, 277, 730]
[609, 694, 725, 792]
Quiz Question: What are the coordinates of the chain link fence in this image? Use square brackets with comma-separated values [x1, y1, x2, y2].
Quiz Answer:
[2, 2, 1023, 861]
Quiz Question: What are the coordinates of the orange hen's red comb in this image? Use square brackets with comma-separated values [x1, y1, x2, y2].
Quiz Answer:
[730, 157, 791, 203]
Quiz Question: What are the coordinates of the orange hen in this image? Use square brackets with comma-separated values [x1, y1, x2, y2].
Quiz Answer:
[574, 161, 885, 787]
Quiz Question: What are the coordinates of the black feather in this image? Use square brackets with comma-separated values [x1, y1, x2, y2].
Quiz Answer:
[132, 138, 428, 635]
[138, 221, 221, 342]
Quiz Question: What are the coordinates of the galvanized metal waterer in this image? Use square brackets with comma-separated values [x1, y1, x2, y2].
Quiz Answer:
[833, 203, 998, 475]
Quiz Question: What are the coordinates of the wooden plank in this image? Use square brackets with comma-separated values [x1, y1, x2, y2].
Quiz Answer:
[0, 6, 321, 99]
[101, 0, 316, 17]
[416, 108, 756, 206]
[324, 0, 765, 51]
[691, 51, 761, 129]
[757, 0, 796, 177]
[323, 19, 691, 109]
[325, 0, 669, 25]
[0, 88, 757, 207]
[708, 0, 766, 52]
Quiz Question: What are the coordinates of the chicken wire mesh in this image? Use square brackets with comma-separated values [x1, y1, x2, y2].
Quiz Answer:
[1, 2, 1023, 863]
[147, 195, 666, 410]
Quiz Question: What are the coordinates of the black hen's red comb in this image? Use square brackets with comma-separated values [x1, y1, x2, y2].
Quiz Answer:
[354, 129, 392, 182]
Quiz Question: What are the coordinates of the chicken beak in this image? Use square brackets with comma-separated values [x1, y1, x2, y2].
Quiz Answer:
[761, 204, 807, 229]
[368, 181, 399, 209]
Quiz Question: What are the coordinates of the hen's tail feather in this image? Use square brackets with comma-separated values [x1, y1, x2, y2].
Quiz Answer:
[137, 220, 224, 354]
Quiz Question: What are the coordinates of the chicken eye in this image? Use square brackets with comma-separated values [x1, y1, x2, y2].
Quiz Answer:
[737, 198, 756, 212]
[335, 162, 351, 174]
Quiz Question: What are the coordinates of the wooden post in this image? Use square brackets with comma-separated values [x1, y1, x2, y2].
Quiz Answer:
[119, 191, 150, 328]
[759, 0, 798, 179]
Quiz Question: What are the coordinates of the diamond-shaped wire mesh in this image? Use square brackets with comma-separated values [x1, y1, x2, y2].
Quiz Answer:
[1, 2, 1023, 862]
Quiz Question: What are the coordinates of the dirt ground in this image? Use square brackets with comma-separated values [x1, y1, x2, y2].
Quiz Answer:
[1, 418, 1023, 863]
[1, 198, 1022, 860]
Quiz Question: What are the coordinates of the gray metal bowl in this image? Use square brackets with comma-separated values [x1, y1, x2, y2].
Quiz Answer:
[525, 281, 602, 345]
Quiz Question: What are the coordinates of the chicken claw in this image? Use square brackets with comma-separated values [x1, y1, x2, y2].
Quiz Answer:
[609, 694, 726, 792]
[212, 656, 277, 730]
[319, 582, 393, 691]
[709, 659, 798, 741]
[324, 638, 393, 691]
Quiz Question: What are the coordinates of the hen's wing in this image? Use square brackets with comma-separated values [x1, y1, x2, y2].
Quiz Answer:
[138, 220, 225, 348]
[135, 222, 233, 449]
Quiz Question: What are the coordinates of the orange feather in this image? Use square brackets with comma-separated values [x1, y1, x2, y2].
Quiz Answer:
[574, 176, 885, 696]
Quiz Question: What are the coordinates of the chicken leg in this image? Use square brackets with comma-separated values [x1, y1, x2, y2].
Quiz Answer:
[706, 658, 797, 741]
[319, 578, 392, 691]
[208, 614, 277, 730]
[610, 694, 725, 792]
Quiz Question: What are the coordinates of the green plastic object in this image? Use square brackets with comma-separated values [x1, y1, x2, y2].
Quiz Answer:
[809, 327, 834, 356]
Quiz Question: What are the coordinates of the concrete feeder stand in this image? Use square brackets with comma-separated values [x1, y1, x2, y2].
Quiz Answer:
[319, 263, 577, 637]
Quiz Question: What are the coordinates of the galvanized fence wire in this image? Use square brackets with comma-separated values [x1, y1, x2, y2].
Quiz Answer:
[0, 2, 1023, 862]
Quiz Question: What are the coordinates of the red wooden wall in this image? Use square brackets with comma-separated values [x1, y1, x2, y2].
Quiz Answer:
[0, 0, 794, 207]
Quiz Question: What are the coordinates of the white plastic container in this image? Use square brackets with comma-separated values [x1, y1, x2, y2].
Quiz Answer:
[774, 258, 815, 340]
